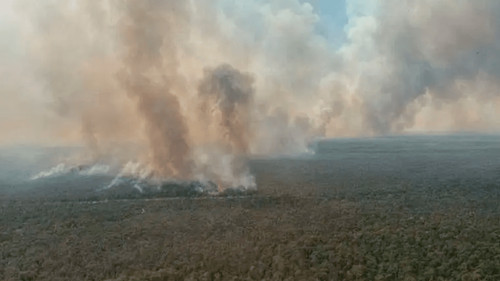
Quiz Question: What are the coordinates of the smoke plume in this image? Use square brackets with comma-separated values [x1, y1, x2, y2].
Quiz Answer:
[198, 64, 255, 154]
[1, 0, 500, 188]
[118, 0, 192, 179]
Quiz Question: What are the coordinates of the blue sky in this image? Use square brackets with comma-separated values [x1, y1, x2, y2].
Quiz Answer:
[312, 0, 348, 47]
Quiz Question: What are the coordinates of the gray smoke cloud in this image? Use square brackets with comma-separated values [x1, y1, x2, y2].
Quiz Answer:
[194, 64, 256, 189]
[339, 0, 500, 134]
[1, 0, 500, 188]
[198, 64, 255, 154]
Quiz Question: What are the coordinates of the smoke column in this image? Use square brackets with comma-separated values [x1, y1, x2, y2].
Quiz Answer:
[198, 64, 255, 154]
[117, 0, 192, 179]
[195, 64, 256, 189]
[1, 0, 500, 188]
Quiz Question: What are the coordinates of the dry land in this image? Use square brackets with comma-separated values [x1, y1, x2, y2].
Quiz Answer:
[1, 194, 499, 280]
[2, 136, 500, 280]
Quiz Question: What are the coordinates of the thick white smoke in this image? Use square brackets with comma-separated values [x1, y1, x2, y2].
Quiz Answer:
[31, 163, 110, 180]
[2, 0, 500, 189]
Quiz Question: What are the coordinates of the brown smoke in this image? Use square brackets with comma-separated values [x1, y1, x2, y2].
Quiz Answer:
[117, 0, 192, 179]
[2, 0, 500, 187]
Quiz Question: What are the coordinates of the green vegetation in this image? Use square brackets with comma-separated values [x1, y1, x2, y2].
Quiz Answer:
[1, 196, 499, 280]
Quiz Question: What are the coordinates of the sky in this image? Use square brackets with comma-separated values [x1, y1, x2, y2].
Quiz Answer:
[312, 0, 348, 47]
[0, 0, 499, 185]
